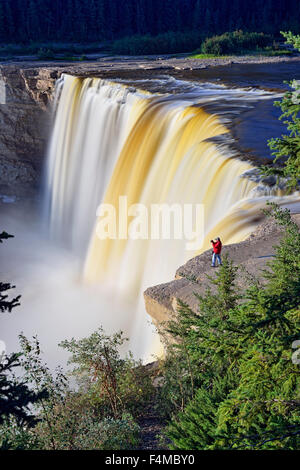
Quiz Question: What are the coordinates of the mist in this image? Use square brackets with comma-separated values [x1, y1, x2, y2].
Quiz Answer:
[0, 203, 160, 371]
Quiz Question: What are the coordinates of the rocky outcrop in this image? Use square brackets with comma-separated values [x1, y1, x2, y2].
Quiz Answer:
[0, 66, 60, 198]
[144, 214, 300, 330]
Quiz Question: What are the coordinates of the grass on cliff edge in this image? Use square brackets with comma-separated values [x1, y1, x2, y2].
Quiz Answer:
[188, 48, 293, 59]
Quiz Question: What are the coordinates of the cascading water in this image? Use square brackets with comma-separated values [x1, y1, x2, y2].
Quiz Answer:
[45, 74, 300, 361]
[45, 75, 148, 253]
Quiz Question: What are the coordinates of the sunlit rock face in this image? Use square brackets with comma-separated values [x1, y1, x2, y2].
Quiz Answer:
[0, 66, 58, 198]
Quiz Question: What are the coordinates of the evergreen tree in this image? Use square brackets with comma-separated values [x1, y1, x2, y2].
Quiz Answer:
[163, 206, 300, 450]
[0, 1, 6, 43]
[0, 0, 299, 45]
[204, 8, 212, 35]
[27, 0, 41, 40]
[0, 232, 45, 437]
[283, 30, 300, 50]
[3, 0, 14, 39]
[95, 0, 106, 39]
[62, 0, 75, 41]
[193, 0, 203, 30]
[121, 0, 134, 37]
[0, 233, 20, 313]
[136, 0, 147, 35]
[88, 0, 99, 41]
[0, 354, 45, 429]
[261, 33, 300, 191]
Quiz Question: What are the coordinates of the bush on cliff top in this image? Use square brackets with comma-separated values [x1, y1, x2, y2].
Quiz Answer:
[201, 30, 273, 55]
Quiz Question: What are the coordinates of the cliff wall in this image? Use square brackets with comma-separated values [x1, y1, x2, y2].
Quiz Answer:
[0, 66, 59, 198]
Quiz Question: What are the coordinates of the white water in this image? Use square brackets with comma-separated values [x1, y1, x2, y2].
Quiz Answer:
[44, 75, 147, 254]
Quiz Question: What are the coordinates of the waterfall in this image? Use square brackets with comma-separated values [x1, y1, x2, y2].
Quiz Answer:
[45, 74, 148, 253]
[45, 74, 300, 361]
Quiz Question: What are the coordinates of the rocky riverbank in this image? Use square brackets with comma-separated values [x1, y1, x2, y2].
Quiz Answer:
[2, 52, 300, 72]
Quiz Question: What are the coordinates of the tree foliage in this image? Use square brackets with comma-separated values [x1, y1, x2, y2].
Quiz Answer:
[201, 31, 272, 55]
[0, 229, 148, 449]
[111, 31, 203, 55]
[261, 32, 300, 190]
[0, 0, 299, 44]
[282, 31, 300, 50]
[0, 233, 44, 446]
[0, 333, 143, 450]
[59, 327, 155, 420]
[0, 232, 21, 313]
[0, 353, 45, 429]
[163, 205, 300, 450]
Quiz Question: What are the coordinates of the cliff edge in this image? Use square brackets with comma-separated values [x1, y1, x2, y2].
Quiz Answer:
[0, 66, 60, 198]
[144, 213, 300, 330]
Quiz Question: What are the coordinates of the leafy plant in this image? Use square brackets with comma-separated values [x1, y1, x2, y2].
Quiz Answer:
[0, 353, 46, 431]
[0, 415, 40, 450]
[201, 31, 272, 56]
[281, 31, 300, 51]
[33, 392, 140, 450]
[16, 334, 68, 450]
[0, 232, 21, 313]
[37, 48, 55, 60]
[59, 328, 155, 419]
[70, 412, 140, 450]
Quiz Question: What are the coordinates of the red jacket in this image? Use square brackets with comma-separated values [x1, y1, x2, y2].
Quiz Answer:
[212, 240, 222, 254]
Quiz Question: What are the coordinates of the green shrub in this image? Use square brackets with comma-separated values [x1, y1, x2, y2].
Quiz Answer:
[33, 401, 140, 450]
[72, 413, 140, 450]
[59, 328, 155, 420]
[1, 398, 140, 450]
[37, 48, 55, 60]
[282, 31, 300, 50]
[1, 332, 144, 450]
[201, 31, 273, 56]
[111, 31, 203, 55]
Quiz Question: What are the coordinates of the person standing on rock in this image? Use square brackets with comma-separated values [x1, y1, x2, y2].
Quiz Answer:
[211, 237, 222, 267]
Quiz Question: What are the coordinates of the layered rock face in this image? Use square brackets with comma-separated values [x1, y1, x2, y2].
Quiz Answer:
[0, 66, 59, 198]
[144, 214, 300, 330]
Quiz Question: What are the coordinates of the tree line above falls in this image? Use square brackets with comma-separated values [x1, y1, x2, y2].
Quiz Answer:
[0, 0, 300, 44]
